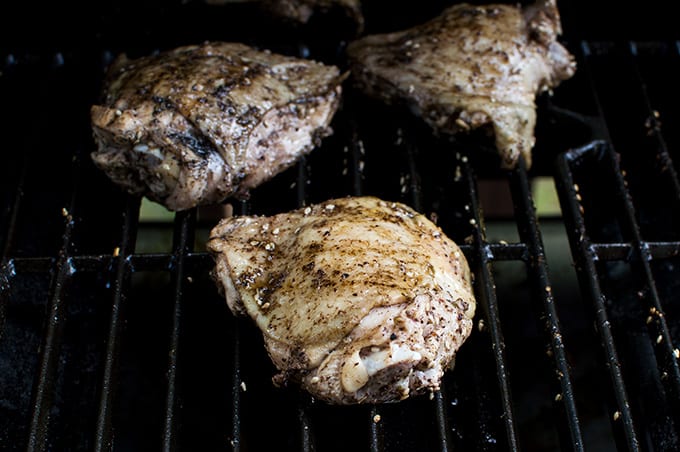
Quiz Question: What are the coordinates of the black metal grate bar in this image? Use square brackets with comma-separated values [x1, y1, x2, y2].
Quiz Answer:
[555, 40, 680, 451]
[94, 196, 140, 452]
[0, 156, 27, 345]
[625, 42, 680, 421]
[229, 317, 242, 452]
[162, 209, 196, 451]
[508, 158, 584, 452]
[556, 142, 641, 451]
[628, 42, 680, 199]
[591, 242, 680, 261]
[26, 160, 80, 452]
[602, 142, 680, 423]
[462, 159, 519, 451]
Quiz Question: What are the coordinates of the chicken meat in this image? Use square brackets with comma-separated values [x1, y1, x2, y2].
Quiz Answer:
[262, 0, 363, 27]
[207, 196, 476, 404]
[203, 0, 364, 32]
[346, 0, 576, 169]
[90, 42, 343, 211]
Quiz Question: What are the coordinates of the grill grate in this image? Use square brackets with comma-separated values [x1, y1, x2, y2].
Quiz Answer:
[1, 8, 679, 449]
[554, 42, 680, 451]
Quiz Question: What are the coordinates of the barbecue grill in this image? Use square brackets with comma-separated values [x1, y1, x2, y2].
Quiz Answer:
[2, 1, 679, 451]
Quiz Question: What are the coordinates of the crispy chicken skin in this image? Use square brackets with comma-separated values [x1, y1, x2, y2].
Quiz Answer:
[346, 0, 576, 168]
[90, 42, 342, 211]
[207, 196, 475, 404]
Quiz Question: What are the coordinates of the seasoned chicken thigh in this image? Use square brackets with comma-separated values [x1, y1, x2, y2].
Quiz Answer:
[91, 42, 342, 211]
[347, 0, 576, 168]
[262, 0, 363, 29]
[207, 196, 475, 404]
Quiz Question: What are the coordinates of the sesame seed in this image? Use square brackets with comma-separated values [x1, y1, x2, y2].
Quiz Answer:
[325, 204, 336, 211]
[272, 228, 280, 235]
[469, 218, 477, 225]
[478, 319, 485, 332]
[304, 207, 312, 215]
[62, 207, 69, 217]
[113, 247, 120, 257]
[240, 382, 247, 392]
[455, 118, 470, 130]
[265, 242, 275, 251]
[373, 414, 381, 423]
[613, 411, 621, 421]
[115, 109, 122, 116]
[554, 393, 563, 402]
[310, 376, 320, 384]
[674, 349, 680, 359]
[657, 335, 663, 344]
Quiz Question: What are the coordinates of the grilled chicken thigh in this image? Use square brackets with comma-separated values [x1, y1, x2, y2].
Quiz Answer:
[347, 0, 576, 168]
[91, 42, 342, 211]
[208, 196, 476, 404]
[203, 0, 363, 31]
[262, 0, 363, 29]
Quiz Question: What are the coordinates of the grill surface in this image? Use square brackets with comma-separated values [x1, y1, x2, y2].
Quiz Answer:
[1, 1, 679, 451]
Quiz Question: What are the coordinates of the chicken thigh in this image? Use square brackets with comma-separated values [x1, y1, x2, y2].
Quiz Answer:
[347, 0, 576, 168]
[91, 42, 342, 211]
[262, 0, 363, 29]
[208, 196, 476, 404]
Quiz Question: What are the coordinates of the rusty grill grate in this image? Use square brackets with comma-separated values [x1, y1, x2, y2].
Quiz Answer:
[1, 2, 679, 450]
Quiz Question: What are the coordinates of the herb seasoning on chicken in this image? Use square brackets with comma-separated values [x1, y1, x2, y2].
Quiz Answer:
[90, 42, 343, 211]
[207, 196, 476, 404]
[346, 0, 576, 169]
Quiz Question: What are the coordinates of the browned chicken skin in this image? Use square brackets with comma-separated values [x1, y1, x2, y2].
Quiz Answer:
[347, 0, 576, 168]
[208, 196, 476, 404]
[90, 42, 342, 211]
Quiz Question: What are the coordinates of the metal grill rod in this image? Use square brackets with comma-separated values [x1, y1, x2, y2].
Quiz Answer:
[628, 42, 680, 198]
[509, 158, 584, 452]
[26, 159, 80, 452]
[162, 209, 196, 451]
[94, 196, 140, 452]
[555, 141, 640, 452]
[602, 141, 680, 425]
[462, 159, 519, 451]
